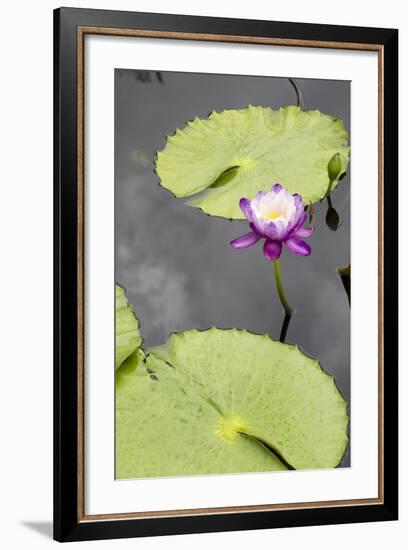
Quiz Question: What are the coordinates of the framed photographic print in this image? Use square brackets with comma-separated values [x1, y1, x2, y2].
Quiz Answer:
[54, 7, 398, 542]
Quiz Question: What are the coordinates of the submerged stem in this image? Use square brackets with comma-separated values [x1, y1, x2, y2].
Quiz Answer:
[279, 312, 292, 344]
[273, 260, 294, 315]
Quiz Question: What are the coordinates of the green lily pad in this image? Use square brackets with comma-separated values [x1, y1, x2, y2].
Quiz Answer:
[116, 328, 348, 479]
[150, 328, 349, 471]
[115, 284, 142, 370]
[156, 105, 349, 219]
[116, 350, 286, 479]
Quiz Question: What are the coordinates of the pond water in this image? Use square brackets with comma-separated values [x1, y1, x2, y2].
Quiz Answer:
[115, 69, 350, 467]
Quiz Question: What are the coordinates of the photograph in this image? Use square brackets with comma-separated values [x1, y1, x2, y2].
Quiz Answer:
[114, 69, 351, 480]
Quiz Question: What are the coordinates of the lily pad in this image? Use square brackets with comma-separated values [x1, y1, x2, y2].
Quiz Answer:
[150, 328, 349, 471]
[115, 284, 142, 370]
[156, 105, 349, 219]
[116, 328, 348, 479]
[115, 350, 286, 479]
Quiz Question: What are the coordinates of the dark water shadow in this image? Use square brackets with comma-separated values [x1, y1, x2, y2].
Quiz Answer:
[326, 196, 341, 231]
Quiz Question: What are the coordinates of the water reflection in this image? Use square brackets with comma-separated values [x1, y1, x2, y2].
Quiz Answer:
[326, 195, 341, 231]
[279, 313, 292, 343]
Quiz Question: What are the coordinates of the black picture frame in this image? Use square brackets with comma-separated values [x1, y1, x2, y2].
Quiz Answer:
[54, 7, 398, 542]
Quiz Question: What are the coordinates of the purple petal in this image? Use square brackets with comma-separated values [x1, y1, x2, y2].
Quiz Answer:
[255, 190, 267, 201]
[285, 204, 306, 238]
[249, 222, 259, 233]
[285, 236, 311, 257]
[276, 220, 295, 241]
[263, 240, 282, 261]
[239, 198, 252, 221]
[230, 231, 261, 249]
[264, 221, 278, 240]
[297, 210, 307, 225]
[272, 183, 283, 193]
[248, 217, 262, 235]
[295, 225, 314, 238]
[292, 210, 307, 232]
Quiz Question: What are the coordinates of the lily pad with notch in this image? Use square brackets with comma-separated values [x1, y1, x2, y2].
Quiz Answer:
[156, 105, 349, 219]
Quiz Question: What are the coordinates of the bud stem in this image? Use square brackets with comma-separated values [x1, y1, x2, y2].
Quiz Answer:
[324, 179, 335, 198]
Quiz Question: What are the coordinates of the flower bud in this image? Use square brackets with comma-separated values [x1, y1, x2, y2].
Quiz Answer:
[327, 153, 342, 182]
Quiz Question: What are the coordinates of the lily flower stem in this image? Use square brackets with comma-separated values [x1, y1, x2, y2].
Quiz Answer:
[273, 260, 294, 316]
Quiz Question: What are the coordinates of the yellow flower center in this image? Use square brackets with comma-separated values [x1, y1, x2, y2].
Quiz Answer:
[264, 209, 283, 221]
[216, 414, 247, 442]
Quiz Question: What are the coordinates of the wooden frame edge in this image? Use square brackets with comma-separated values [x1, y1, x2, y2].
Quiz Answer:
[79, 497, 383, 523]
[77, 25, 85, 522]
[78, 25, 383, 51]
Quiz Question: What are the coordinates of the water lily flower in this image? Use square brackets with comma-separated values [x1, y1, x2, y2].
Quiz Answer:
[230, 184, 314, 261]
